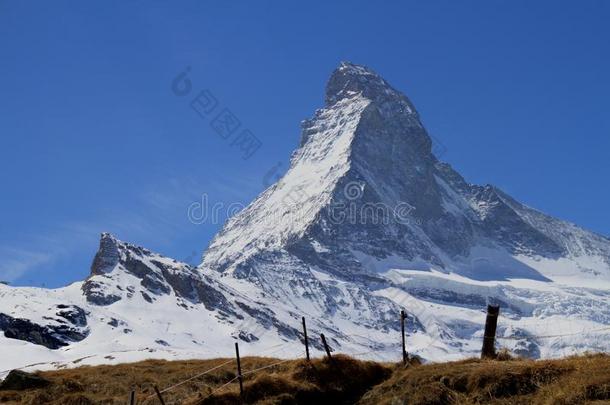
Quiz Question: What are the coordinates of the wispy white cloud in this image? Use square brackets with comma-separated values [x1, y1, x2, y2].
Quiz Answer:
[1, 175, 232, 284]
[0, 247, 54, 283]
[0, 166, 272, 286]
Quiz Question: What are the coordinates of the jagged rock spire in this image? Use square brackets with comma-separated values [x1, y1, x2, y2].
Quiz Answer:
[89, 233, 120, 276]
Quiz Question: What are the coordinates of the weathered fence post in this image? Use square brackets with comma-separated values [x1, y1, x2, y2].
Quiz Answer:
[153, 385, 166, 405]
[481, 304, 500, 359]
[302, 316, 310, 361]
[320, 333, 332, 359]
[129, 390, 136, 405]
[401, 310, 408, 365]
[235, 342, 244, 398]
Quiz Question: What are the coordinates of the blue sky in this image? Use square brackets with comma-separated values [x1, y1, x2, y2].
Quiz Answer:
[1, 1, 609, 287]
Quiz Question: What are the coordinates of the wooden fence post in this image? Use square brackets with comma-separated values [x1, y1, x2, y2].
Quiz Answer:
[320, 333, 332, 359]
[481, 304, 500, 359]
[153, 385, 166, 405]
[302, 317, 310, 361]
[401, 310, 408, 365]
[129, 390, 136, 405]
[235, 342, 244, 398]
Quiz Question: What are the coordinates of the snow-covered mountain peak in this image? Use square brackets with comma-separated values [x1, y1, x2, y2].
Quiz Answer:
[203, 63, 442, 275]
[203, 62, 610, 286]
[2, 63, 610, 374]
[83, 233, 201, 306]
[325, 62, 418, 116]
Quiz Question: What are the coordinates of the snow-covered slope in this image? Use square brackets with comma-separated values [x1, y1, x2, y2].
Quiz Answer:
[0, 234, 310, 377]
[2, 62, 610, 376]
[204, 62, 610, 286]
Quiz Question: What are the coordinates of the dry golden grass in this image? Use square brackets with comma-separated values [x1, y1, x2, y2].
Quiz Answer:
[0, 355, 391, 404]
[359, 353, 610, 405]
[186, 354, 392, 405]
[0, 353, 608, 404]
[0, 357, 244, 404]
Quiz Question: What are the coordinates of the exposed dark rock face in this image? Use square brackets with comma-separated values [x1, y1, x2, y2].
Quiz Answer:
[235, 330, 259, 342]
[89, 232, 120, 275]
[81, 233, 244, 323]
[140, 291, 153, 303]
[0, 313, 88, 349]
[82, 279, 121, 306]
[158, 265, 234, 312]
[55, 305, 87, 327]
[124, 257, 171, 295]
[513, 340, 541, 359]
[234, 301, 301, 340]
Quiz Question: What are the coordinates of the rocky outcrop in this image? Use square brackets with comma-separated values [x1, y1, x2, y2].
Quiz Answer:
[90, 232, 121, 275]
[82, 233, 242, 320]
[0, 370, 51, 390]
[0, 309, 89, 350]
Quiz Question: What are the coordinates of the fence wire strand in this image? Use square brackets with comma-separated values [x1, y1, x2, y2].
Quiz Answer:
[142, 358, 235, 401]
[242, 352, 304, 376]
[139, 343, 296, 402]
[203, 375, 241, 399]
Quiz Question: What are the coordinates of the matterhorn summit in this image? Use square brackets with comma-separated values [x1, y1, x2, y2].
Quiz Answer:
[203, 62, 610, 284]
[2, 62, 610, 375]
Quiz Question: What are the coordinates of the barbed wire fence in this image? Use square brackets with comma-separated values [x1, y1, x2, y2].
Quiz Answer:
[120, 304, 610, 404]
[3, 302, 609, 404]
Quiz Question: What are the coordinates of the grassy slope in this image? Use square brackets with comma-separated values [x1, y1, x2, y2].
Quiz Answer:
[360, 353, 610, 405]
[0, 354, 608, 404]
